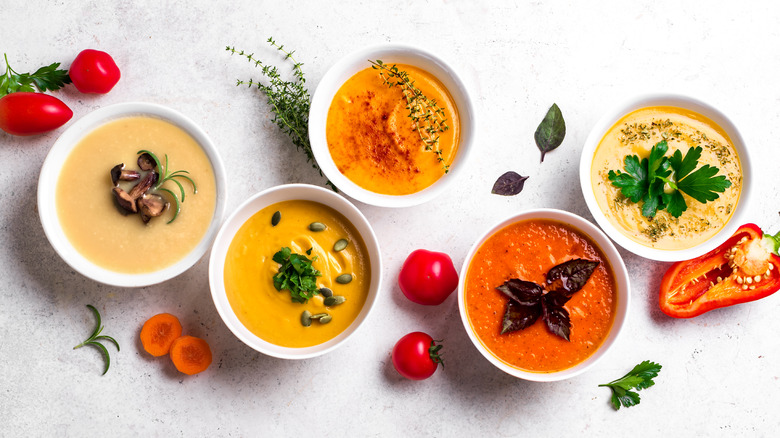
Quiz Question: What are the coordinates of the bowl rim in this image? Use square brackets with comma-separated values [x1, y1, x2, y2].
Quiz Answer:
[308, 42, 476, 208]
[579, 92, 752, 262]
[457, 208, 630, 382]
[208, 183, 383, 359]
[37, 101, 227, 287]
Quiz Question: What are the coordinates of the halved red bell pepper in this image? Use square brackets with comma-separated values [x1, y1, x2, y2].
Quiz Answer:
[659, 223, 780, 318]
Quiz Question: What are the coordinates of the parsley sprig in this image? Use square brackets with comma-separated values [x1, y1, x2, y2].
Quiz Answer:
[599, 360, 662, 410]
[608, 140, 731, 218]
[272, 247, 322, 303]
[0, 53, 71, 98]
[73, 305, 120, 375]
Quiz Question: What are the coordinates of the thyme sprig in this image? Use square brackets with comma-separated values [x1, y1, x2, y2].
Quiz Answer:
[137, 150, 197, 224]
[226, 39, 337, 191]
[369, 59, 451, 173]
[73, 305, 120, 375]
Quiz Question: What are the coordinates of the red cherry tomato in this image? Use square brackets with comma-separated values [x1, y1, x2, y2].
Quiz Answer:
[69, 49, 120, 94]
[0, 92, 73, 136]
[391, 332, 443, 380]
[398, 249, 459, 305]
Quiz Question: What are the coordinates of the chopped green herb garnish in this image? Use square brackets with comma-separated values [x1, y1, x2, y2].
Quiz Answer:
[73, 305, 120, 375]
[272, 247, 322, 303]
[599, 360, 662, 410]
[608, 140, 731, 218]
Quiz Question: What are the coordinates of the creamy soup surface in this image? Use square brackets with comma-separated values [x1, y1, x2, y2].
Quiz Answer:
[56, 116, 217, 273]
[590, 106, 742, 250]
[326, 64, 460, 195]
[223, 200, 371, 348]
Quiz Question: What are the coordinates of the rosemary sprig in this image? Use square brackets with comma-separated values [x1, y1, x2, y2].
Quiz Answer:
[73, 305, 120, 375]
[137, 150, 197, 224]
[369, 59, 451, 173]
[226, 39, 337, 191]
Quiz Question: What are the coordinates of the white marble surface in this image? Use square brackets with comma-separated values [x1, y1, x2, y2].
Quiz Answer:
[2, 1, 780, 436]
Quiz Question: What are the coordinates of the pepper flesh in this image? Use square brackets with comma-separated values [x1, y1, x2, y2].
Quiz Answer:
[659, 223, 780, 318]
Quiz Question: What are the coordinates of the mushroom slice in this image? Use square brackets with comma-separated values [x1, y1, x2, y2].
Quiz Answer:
[137, 193, 169, 224]
[137, 153, 156, 171]
[128, 171, 158, 199]
[112, 187, 138, 213]
[110, 163, 140, 186]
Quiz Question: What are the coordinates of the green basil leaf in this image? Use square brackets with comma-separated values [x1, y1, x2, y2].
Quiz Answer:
[534, 103, 566, 162]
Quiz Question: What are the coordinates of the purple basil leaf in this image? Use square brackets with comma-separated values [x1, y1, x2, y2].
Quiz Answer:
[491, 171, 529, 196]
[542, 291, 571, 341]
[546, 259, 600, 296]
[501, 300, 542, 335]
[496, 279, 544, 306]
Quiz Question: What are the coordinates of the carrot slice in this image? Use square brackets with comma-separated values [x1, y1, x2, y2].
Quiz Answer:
[169, 335, 212, 375]
[140, 313, 183, 357]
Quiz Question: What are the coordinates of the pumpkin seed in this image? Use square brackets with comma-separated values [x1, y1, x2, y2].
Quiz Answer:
[271, 210, 281, 226]
[324, 295, 346, 306]
[309, 222, 327, 232]
[319, 315, 332, 324]
[310, 313, 328, 319]
[319, 287, 333, 298]
[300, 310, 312, 327]
[336, 274, 353, 284]
[333, 238, 349, 252]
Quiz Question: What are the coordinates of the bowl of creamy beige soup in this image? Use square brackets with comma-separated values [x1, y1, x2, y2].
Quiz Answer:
[580, 93, 752, 261]
[38, 102, 227, 287]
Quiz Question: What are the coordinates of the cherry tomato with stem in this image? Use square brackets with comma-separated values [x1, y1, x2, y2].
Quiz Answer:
[391, 332, 444, 380]
[69, 49, 121, 94]
[0, 92, 73, 136]
[398, 249, 459, 305]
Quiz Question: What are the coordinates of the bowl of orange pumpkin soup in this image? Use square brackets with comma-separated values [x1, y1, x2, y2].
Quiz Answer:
[38, 102, 226, 287]
[209, 184, 383, 359]
[309, 44, 475, 207]
[459, 209, 629, 381]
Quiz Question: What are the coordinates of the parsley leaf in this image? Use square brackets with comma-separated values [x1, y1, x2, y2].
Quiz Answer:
[608, 141, 731, 218]
[0, 54, 71, 98]
[599, 360, 662, 410]
[272, 247, 322, 303]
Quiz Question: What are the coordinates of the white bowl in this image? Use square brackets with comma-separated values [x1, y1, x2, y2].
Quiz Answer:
[579, 93, 752, 262]
[458, 209, 630, 382]
[37, 102, 227, 287]
[208, 184, 383, 359]
[309, 43, 476, 208]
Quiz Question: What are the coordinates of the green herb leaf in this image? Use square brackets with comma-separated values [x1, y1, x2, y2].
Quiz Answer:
[272, 247, 322, 303]
[136, 150, 196, 224]
[1, 54, 71, 98]
[534, 103, 566, 162]
[599, 360, 662, 410]
[73, 305, 120, 375]
[608, 141, 731, 218]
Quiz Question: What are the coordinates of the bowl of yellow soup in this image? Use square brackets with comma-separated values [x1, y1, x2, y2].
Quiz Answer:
[208, 184, 382, 359]
[309, 44, 476, 208]
[580, 93, 751, 261]
[37, 102, 226, 287]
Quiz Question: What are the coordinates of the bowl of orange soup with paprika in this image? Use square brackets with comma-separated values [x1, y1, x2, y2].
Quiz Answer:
[209, 184, 383, 359]
[459, 209, 629, 381]
[309, 44, 475, 207]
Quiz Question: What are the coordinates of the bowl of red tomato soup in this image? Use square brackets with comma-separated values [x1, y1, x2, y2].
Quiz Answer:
[458, 209, 630, 381]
